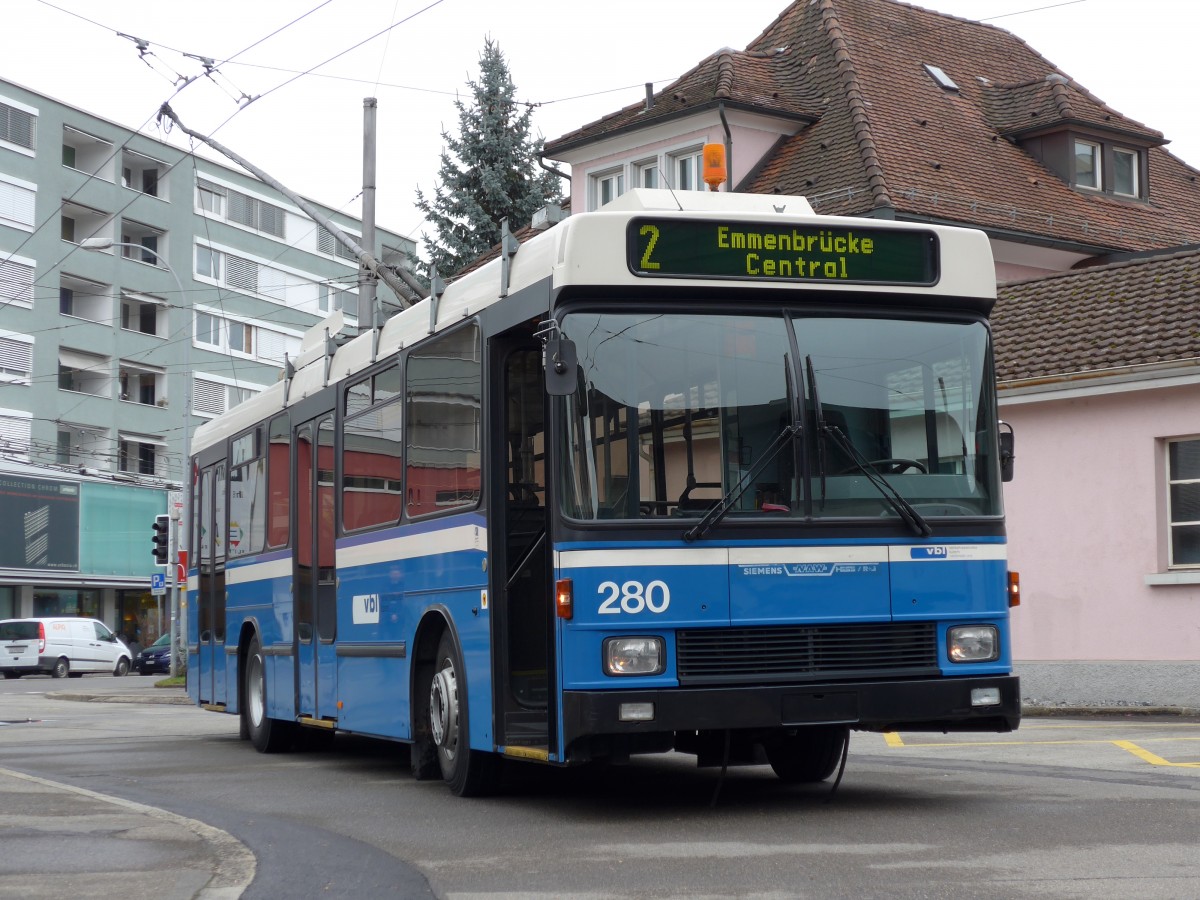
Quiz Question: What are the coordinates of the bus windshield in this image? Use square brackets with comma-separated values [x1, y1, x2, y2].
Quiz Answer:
[557, 310, 1001, 524]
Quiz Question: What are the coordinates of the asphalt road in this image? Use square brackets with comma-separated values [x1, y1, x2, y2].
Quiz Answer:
[2, 674, 1199, 899]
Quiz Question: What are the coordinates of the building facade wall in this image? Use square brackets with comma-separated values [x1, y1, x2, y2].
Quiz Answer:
[1000, 381, 1200, 705]
[0, 78, 414, 640]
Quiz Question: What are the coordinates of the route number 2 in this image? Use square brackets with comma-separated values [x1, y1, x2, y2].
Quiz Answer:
[598, 580, 670, 614]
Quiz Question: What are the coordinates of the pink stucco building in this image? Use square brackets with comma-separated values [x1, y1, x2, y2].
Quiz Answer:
[541, 0, 1200, 704]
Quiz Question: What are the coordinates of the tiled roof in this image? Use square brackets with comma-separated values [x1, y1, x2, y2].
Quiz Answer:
[548, 0, 1200, 255]
[993, 248, 1200, 384]
[980, 76, 1164, 143]
[545, 48, 825, 155]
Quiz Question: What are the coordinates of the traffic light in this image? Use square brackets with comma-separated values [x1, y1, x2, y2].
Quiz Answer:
[152, 514, 170, 565]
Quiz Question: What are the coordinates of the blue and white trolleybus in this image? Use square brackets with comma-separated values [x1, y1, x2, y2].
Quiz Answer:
[187, 188, 1020, 795]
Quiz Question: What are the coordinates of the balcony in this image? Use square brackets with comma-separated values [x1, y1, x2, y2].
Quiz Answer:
[59, 274, 112, 325]
[62, 126, 114, 180]
[118, 361, 167, 407]
[58, 349, 111, 397]
[121, 149, 167, 200]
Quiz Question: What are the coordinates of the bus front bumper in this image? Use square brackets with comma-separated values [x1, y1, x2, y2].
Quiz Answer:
[562, 675, 1020, 746]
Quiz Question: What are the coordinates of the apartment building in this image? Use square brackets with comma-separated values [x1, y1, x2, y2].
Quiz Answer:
[0, 77, 414, 643]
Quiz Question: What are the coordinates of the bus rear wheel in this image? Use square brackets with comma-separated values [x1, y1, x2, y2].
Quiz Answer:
[243, 636, 293, 753]
[429, 632, 495, 796]
[764, 725, 849, 783]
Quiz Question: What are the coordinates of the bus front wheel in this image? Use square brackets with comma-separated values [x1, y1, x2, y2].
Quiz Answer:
[429, 631, 495, 796]
[243, 636, 293, 753]
[764, 725, 849, 783]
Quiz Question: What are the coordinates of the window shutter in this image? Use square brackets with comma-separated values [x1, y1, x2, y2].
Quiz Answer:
[0, 414, 32, 461]
[193, 378, 226, 416]
[0, 181, 36, 227]
[0, 259, 34, 307]
[0, 335, 33, 381]
[226, 255, 259, 293]
[256, 328, 286, 364]
[227, 190, 255, 227]
[258, 203, 285, 238]
[318, 228, 335, 255]
[0, 104, 36, 150]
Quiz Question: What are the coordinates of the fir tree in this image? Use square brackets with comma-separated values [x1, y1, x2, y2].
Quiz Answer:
[414, 38, 562, 278]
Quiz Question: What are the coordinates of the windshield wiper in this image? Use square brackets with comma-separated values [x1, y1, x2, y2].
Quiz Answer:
[682, 422, 802, 543]
[804, 355, 932, 538]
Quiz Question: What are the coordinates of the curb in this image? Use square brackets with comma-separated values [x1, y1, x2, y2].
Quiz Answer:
[47, 688, 192, 705]
[1022, 705, 1200, 718]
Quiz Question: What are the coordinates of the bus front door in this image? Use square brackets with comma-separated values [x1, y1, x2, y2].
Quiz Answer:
[295, 415, 338, 722]
[491, 341, 553, 755]
[196, 463, 227, 705]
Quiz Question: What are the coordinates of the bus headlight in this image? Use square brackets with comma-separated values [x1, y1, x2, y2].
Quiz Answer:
[947, 625, 999, 663]
[603, 637, 664, 676]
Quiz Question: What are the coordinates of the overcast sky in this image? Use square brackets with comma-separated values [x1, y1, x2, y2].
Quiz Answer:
[3, 0, 1190, 255]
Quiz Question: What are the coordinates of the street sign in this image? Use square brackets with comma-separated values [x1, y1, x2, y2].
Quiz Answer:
[150, 572, 166, 596]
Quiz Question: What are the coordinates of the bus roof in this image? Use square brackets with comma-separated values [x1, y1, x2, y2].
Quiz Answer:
[190, 189, 995, 456]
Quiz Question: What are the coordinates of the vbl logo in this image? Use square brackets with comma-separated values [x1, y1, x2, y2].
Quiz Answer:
[911, 546, 949, 559]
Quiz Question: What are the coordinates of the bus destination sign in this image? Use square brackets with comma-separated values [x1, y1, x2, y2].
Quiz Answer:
[628, 218, 938, 285]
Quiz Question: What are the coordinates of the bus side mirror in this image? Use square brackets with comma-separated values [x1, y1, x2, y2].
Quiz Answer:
[544, 336, 578, 396]
[999, 422, 1015, 483]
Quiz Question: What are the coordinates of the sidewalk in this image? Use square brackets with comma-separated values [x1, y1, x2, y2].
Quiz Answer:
[0, 682, 254, 900]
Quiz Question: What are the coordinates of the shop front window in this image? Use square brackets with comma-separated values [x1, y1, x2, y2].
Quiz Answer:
[33, 588, 100, 618]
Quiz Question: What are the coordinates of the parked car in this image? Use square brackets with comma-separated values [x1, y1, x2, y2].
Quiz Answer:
[134, 633, 172, 675]
[0, 617, 131, 678]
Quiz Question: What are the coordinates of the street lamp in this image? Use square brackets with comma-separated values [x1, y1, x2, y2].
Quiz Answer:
[80, 237, 189, 676]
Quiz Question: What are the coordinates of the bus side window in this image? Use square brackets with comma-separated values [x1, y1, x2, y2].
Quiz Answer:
[267, 415, 290, 548]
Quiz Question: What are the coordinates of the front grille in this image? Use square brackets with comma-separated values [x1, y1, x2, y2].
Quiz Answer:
[676, 622, 939, 685]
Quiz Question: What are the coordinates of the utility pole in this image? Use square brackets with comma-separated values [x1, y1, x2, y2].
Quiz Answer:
[361, 97, 379, 336]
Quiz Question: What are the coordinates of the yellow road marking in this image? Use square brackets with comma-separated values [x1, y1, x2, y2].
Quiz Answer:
[1112, 740, 1200, 768]
[876, 728, 1200, 768]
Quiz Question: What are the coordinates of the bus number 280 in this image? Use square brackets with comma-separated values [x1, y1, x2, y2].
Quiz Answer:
[597, 580, 670, 614]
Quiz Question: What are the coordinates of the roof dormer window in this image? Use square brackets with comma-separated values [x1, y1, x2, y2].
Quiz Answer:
[1069, 137, 1144, 199]
[1113, 147, 1139, 197]
[1074, 139, 1100, 190]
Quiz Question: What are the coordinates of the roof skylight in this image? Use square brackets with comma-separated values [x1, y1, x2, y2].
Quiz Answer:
[923, 64, 959, 92]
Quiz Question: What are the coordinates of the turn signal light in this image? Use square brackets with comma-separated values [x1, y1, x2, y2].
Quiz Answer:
[555, 578, 573, 619]
[1007, 571, 1021, 607]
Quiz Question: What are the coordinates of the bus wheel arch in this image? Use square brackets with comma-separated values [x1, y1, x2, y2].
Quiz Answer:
[242, 630, 293, 752]
[236, 622, 260, 740]
[410, 611, 495, 795]
[409, 611, 450, 780]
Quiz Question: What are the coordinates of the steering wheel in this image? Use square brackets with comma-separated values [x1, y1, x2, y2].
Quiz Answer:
[838, 458, 927, 475]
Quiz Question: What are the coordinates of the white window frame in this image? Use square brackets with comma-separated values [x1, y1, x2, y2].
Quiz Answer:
[667, 145, 706, 192]
[194, 309, 254, 359]
[1113, 147, 1140, 198]
[1167, 437, 1200, 569]
[590, 167, 625, 210]
[196, 179, 226, 216]
[0, 329, 34, 385]
[634, 159, 660, 190]
[1074, 139, 1101, 190]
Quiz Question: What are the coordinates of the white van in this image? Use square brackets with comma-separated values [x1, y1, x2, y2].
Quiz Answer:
[0, 618, 131, 679]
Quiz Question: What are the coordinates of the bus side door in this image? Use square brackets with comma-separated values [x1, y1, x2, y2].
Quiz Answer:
[196, 463, 228, 704]
[295, 415, 338, 721]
